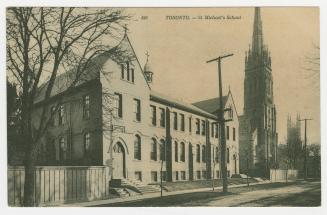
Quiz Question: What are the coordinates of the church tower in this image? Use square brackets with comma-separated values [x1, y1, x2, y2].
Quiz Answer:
[241, 7, 278, 178]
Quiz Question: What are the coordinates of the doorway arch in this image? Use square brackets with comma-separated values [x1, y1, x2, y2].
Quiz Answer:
[112, 141, 126, 179]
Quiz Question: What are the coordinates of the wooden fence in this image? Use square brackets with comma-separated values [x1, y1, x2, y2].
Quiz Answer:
[270, 169, 298, 182]
[8, 166, 110, 206]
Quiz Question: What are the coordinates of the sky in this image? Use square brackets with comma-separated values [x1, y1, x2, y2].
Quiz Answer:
[124, 7, 320, 144]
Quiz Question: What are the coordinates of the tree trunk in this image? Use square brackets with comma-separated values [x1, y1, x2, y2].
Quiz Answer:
[23, 155, 35, 206]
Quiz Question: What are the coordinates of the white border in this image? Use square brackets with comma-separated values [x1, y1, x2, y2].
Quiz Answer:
[0, 1, 326, 215]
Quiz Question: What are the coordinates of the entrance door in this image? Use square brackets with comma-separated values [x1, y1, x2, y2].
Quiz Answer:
[112, 142, 125, 179]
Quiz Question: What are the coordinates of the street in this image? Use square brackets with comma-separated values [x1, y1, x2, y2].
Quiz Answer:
[95, 180, 321, 207]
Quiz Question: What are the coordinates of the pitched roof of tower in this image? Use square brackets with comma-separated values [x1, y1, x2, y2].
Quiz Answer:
[252, 7, 264, 52]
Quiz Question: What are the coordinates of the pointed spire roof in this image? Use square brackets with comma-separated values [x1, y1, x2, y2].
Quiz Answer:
[252, 7, 264, 53]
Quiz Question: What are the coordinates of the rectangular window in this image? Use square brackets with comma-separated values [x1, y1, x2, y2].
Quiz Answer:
[159, 108, 165, 127]
[175, 171, 179, 181]
[135, 171, 142, 181]
[150, 139, 157, 161]
[126, 61, 130, 81]
[174, 142, 178, 162]
[226, 126, 230, 140]
[196, 145, 200, 163]
[215, 124, 219, 138]
[189, 117, 192, 132]
[233, 127, 236, 141]
[196, 118, 200, 134]
[83, 95, 90, 119]
[58, 105, 65, 125]
[151, 171, 158, 182]
[211, 123, 215, 138]
[197, 171, 201, 180]
[180, 114, 185, 131]
[227, 148, 230, 163]
[115, 93, 123, 118]
[201, 120, 206, 136]
[216, 170, 220, 178]
[181, 171, 186, 180]
[150, 105, 156, 126]
[121, 64, 124, 79]
[134, 98, 141, 122]
[180, 142, 185, 162]
[227, 170, 230, 178]
[202, 145, 206, 162]
[173, 112, 178, 130]
[131, 68, 135, 83]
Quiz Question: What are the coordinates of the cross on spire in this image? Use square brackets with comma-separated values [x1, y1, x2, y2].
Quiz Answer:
[145, 51, 150, 62]
[123, 24, 128, 35]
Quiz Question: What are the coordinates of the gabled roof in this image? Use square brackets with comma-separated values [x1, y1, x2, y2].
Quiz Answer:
[150, 90, 216, 119]
[192, 95, 228, 115]
[34, 32, 149, 104]
[34, 53, 107, 104]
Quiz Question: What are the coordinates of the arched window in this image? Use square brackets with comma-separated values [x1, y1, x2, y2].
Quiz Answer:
[59, 137, 67, 162]
[84, 132, 90, 155]
[160, 139, 166, 161]
[196, 144, 200, 163]
[180, 142, 185, 162]
[174, 141, 178, 162]
[202, 145, 206, 162]
[134, 135, 141, 160]
[150, 138, 157, 161]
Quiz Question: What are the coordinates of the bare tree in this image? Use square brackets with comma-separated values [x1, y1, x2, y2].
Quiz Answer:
[6, 7, 130, 206]
[303, 43, 320, 90]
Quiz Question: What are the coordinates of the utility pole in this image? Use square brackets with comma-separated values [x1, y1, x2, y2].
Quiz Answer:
[207, 53, 233, 193]
[298, 118, 313, 180]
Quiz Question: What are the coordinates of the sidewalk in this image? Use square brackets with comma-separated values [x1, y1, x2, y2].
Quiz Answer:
[61, 180, 272, 207]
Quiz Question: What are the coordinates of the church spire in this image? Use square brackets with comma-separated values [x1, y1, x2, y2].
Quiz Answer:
[252, 7, 264, 53]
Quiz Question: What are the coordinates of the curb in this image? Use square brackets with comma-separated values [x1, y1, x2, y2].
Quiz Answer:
[60, 181, 272, 207]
